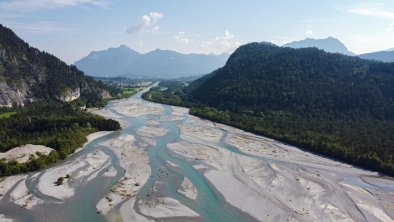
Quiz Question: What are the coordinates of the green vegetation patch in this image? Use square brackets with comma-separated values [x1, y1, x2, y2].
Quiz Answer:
[121, 87, 140, 97]
[0, 101, 121, 177]
[0, 111, 16, 119]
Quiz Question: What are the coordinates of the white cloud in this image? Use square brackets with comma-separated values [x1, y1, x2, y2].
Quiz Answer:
[0, 0, 107, 11]
[201, 30, 241, 54]
[349, 7, 394, 20]
[174, 31, 191, 43]
[126, 12, 164, 34]
[305, 30, 313, 35]
[349, 4, 394, 31]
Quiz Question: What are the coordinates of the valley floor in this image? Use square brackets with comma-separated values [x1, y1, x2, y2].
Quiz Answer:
[0, 88, 394, 222]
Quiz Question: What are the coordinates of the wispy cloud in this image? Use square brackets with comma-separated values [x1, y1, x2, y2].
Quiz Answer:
[126, 12, 164, 34]
[174, 31, 192, 44]
[0, 0, 108, 12]
[349, 7, 394, 20]
[201, 30, 241, 54]
[349, 3, 394, 31]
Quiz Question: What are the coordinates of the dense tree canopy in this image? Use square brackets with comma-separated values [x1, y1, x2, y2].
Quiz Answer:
[143, 43, 394, 176]
[0, 101, 120, 176]
[191, 43, 394, 120]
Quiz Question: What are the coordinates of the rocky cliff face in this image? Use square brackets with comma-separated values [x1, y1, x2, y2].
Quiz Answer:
[56, 87, 81, 102]
[0, 24, 113, 107]
[0, 82, 35, 107]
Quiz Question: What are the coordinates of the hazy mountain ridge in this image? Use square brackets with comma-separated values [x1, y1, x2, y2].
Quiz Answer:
[283, 37, 355, 55]
[74, 46, 229, 78]
[284, 37, 394, 62]
[359, 50, 394, 63]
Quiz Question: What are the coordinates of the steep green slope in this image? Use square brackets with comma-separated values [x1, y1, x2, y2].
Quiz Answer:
[0, 24, 117, 107]
[0, 25, 122, 176]
[189, 43, 394, 174]
[144, 42, 394, 175]
[192, 43, 394, 119]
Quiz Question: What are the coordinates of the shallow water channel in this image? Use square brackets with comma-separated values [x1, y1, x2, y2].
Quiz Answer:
[1, 89, 260, 222]
[2, 86, 394, 222]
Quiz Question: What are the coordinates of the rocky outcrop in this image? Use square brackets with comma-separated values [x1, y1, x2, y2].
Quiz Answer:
[56, 87, 81, 102]
[101, 90, 112, 99]
[0, 81, 35, 107]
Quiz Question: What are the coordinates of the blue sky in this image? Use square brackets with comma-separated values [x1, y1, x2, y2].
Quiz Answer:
[1, 0, 394, 64]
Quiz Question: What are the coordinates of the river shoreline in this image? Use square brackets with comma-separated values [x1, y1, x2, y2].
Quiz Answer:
[1, 85, 394, 222]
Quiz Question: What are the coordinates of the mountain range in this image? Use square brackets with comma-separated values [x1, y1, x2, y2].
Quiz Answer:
[0, 24, 113, 107]
[74, 46, 229, 78]
[76, 37, 394, 79]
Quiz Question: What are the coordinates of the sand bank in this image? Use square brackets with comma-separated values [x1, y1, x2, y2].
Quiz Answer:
[177, 177, 198, 200]
[37, 149, 110, 200]
[139, 197, 199, 218]
[0, 145, 53, 163]
[96, 134, 151, 217]
[173, 114, 394, 222]
[110, 97, 164, 118]
[0, 129, 114, 210]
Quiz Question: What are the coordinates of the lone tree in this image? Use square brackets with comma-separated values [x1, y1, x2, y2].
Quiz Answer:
[55, 177, 64, 186]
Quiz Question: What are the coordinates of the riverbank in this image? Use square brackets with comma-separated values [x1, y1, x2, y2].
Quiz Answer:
[2, 85, 394, 222]
[142, 82, 394, 177]
[0, 131, 114, 211]
[167, 109, 394, 222]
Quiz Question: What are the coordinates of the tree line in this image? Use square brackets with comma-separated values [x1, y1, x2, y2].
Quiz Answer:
[0, 101, 120, 176]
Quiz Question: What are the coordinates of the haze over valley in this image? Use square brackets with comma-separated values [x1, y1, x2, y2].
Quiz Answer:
[75, 37, 394, 79]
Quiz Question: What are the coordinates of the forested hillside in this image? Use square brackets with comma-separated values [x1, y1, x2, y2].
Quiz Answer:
[144, 43, 394, 175]
[0, 101, 120, 176]
[0, 25, 124, 176]
[0, 24, 118, 107]
[192, 43, 394, 119]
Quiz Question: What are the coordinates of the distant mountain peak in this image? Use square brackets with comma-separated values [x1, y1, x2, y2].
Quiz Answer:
[283, 37, 355, 56]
